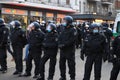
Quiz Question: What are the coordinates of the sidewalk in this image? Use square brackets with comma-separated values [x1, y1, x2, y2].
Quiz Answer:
[0, 49, 120, 80]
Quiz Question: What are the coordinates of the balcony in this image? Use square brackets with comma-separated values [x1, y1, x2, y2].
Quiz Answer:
[87, 0, 101, 2]
[101, 0, 113, 5]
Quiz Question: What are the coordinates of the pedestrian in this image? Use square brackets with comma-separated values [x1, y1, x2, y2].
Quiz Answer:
[0, 18, 9, 73]
[10, 20, 27, 76]
[37, 23, 58, 80]
[80, 23, 108, 80]
[40, 21, 46, 33]
[22, 22, 44, 79]
[58, 16, 77, 80]
[23, 24, 32, 61]
[109, 35, 120, 80]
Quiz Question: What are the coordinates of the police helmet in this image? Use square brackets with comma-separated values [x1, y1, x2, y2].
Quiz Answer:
[49, 23, 56, 30]
[63, 16, 73, 24]
[89, 23, 101, 33]
[0, 18, 5, 26]
[46, 23, 56, 32]
[36, 20, 40, 24]
[102, 23, 109, 29]
[89, 23, 101, 29]
[47, 20, 53, 24]
[14, 20, 21, 27]
[32, 22, 40, 29]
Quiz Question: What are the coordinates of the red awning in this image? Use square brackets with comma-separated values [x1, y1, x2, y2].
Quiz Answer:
[2, 2, 76, 13]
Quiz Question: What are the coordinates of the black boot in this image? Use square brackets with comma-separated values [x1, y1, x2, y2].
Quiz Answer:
[13, 71, 19, 75]
[22, 73, 31, 77]
[48, 78, 53, 80]
[36, 76, 45, 80]
[2, 70, 7, 73]
[59, 77, 66, 80]
[33, 75, 39, 79]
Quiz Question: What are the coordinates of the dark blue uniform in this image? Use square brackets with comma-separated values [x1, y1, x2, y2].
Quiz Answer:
[0, 25, 9, 72]
[58, 25, 77, 80]
[110, 35, 120, 80]
[38, 31, 58, 80]
[82, 33, 107, 80]
[11, 27, 27, 74]
[25, 29, 44, 77]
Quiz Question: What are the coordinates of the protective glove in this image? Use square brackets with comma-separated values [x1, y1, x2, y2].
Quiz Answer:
[80, 53, 84, 61]
[80, 50, 85, 61]
[103, 56, 107, 62]
[103, 53, 108, 62]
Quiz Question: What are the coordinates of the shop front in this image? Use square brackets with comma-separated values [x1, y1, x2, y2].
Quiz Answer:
[57, 14, 66, 23]
[2, 8, 28, 28]
[46, 12, 54, 21]
[0, 2, 76, 27]
[70, 14, 115, 23]
[30, 11, 43, 23]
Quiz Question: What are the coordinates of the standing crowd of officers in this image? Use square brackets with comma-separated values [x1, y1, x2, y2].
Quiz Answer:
[0, 15, 120, 80]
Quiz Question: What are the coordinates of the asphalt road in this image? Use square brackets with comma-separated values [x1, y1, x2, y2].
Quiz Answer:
[0, 49, 120, 80]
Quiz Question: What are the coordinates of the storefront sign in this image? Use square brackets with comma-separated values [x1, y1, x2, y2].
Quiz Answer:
[57, 14, 65, 18]
[30, 11, 42, 16]
[95, 19, 103, 23]
[2, 8, 28, 15]
[46, 13, 54, 17]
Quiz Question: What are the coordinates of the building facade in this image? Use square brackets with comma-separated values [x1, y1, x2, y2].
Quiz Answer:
[0, 0, 79, 27]
[70, 0, 116, 23]
[0, 0, 117, 26]
[115, 0, 120, 12]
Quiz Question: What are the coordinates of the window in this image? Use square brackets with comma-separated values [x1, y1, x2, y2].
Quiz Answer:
[83, 2, 86, 13]
[57, 0, 60, 4]
[79, 1, 81, 13]
[48, 0, 51, 3]
[117, 21, 120, 33]
[75, 0, 77, 5]
[66, 0, 70, 5]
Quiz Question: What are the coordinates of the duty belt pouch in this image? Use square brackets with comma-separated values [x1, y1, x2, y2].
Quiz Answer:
[113, 58, 120, 65]
[117, 58, 120, 65]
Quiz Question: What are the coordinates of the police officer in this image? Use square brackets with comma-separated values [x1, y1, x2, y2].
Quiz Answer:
[75, 25, 82, 49]
[101, 23, 113, 48]
[10, 20, 27, 76]
[37, 23, 58, 80]
[110, 35, 120, 80]
[80, 23, 108, 80]
[0, 18, 9, 73]
[58, 16, 77, 80]
[23, 22, 44, 78]
[101, 23, 113, 62]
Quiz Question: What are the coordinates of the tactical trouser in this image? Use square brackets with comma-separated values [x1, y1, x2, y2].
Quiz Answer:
[110, 61, 120, 80]
[0, 47, 7, 71]
[59, 46, 76, 79]
[83, 54, 102, 80]
[39, 48, 58, 79]
[25, 48, 42, 75]
[12, 45, 23, 73]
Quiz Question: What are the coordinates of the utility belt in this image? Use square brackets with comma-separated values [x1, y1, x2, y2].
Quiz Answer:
[112, 58, 120, 65]
[0, 43, 7, 47]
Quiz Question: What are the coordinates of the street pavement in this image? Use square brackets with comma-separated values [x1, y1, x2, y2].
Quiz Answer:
[0, 49, 120, 80]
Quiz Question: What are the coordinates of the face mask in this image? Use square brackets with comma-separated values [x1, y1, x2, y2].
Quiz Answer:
[47, 30, 51, 32]
[62, 22, 67, 27]
[93, 29, 99, 33]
